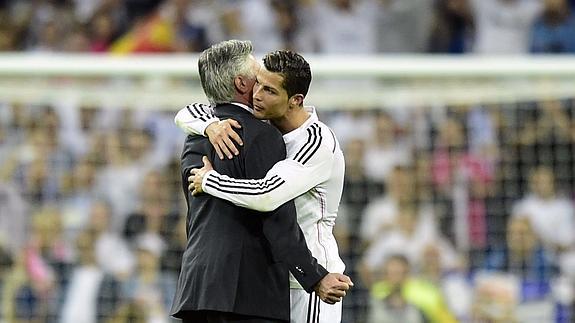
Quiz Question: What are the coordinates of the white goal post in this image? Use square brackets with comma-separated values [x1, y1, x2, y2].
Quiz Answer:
[0, 54, 574, 109]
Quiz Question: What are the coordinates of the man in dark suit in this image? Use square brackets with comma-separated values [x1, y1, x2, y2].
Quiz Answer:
[171, 40, 350, 323]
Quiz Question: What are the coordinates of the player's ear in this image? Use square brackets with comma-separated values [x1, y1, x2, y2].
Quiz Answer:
[290, 94, 304, 107]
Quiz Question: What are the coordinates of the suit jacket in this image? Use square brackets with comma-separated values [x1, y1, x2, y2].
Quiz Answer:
[171, 103, 328, 321]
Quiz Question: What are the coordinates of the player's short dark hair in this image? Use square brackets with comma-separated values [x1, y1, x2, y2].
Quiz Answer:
[263, 50, 311, 99]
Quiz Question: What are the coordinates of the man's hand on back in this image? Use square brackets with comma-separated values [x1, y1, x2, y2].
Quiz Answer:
[205, 119, 243, 160]
[189, 156, 213, 196]
[314, 273, 354, 305]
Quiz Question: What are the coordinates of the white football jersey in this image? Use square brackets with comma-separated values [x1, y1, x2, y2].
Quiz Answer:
[175, 104, 346, 289]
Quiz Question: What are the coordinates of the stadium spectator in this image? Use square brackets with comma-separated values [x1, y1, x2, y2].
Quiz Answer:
[0, 245, 14, 319]
[337, 138, 383, 257]
[329, 110, 376, 149]
[359, 202, 458, 287]
[295, 0, 378, 53]
[484, 216, 558, 301]
[430, 115, 495, 250]
[59, 158, 99, 240]
[373, 0, 434, 53]
[94, 127, 161, 229]
[363, 111, 412, 183]
[159, 215, 186, 277]
[367, 255, 427, 323]
[121, 233, 175, 323]
[219, 0, 290, 53]
[88, 201, 135, 278]
[0, 182, 28, 257]
[92, 0, 131, 39]
[22, 156, 50, 196]
[367, 254, 457, 323]
[164, 156, 187, 212]
[26, 206, 74, 293]
[359, 166, 429, 247]
[470, 272, 520, 322]
[106, 300, 148, 323]
[174, 0, 229, 48]
[11, 124, 72, 205]
[473, 227, 563, 323]
[62, 23, 91, 52]
[510, 100, 573, 192]
[432, 116, 493, 194]
[530, 0, 575, 53]
[88, 13, 118, 52]
[32, 20, 63, 52]
[409, 152, 434, 207]
[340, 137, 384, 214]
[469, 0, 543, 53]
[2, 250, 50, 322]
[122, 170, 179, 248]
[92, 131, 140, 225]
[52, 103, 101, 160]
[512, 165, 575, 251]
[338, 137, 385, 320]
[418, 243, 472, 320]
[1, 206, 72, 322]
[60, 229, 122, 323]
[429, 0, 474, 53]
[0, 9, 16, 51]
[1, 102, 32, 145]
[466, 105, 498, 157]
[161, 0, 209, 52]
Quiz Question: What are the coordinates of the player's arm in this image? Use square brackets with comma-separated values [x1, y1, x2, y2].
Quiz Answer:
[174, 103, 218, 135]
[194, 145, 333, 212]
[246, 127, 350, 301]
[174, 103, 243, 159]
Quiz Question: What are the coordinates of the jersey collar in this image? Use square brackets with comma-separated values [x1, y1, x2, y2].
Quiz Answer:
[283, 106, 318, 144]
[230, 102, 254, 114]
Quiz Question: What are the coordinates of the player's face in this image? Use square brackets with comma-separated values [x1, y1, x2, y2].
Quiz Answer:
[252, 67, 289, 121]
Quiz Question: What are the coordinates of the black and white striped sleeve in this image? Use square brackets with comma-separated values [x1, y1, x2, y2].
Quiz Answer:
[174, 103, 219, 136]
[201, 143, 335, 212]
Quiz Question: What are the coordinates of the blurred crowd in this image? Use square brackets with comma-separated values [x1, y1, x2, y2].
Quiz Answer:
[331, 100, 575, 322]
[0, 0, 574, 54]
[1, 0, 575, 323]
[2, 98, 575, 322]
[0, 103, 185, 323]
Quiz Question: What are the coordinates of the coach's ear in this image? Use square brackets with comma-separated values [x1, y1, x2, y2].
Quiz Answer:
[234, 76, 251, 95]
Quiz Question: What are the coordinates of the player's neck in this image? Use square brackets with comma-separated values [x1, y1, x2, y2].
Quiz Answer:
[272, 107, 310, 134]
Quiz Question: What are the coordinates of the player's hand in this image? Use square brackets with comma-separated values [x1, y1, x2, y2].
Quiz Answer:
[205, 119, 243, 160]
[314, 273, 354, 305]
[189, 156, 213, 196]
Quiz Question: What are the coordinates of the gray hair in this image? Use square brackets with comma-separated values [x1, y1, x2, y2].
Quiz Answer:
[198, 40, 255, 105]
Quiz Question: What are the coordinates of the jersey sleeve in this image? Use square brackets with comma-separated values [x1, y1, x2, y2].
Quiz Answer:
[243, 125, 328, 291]
[201, 143, 334, 212]
[174, 103, 219, 136]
